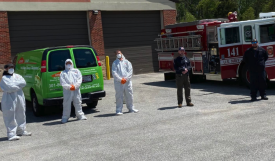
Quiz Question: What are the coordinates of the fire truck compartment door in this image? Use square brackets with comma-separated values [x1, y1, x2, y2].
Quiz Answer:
[186, 52, 203, 75]
[158, 53, 175, 71]
[217, 25, 242, 48]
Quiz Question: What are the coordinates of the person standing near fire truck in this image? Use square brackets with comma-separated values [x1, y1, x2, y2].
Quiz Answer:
[174, 47, 194, 107]
[243, 39, 268, 101]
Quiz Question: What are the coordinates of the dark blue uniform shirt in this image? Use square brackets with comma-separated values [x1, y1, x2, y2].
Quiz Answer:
[243, 47, 268, 72]
[173, 56, 191, 75]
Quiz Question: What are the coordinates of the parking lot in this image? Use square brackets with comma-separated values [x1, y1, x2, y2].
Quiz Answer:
[0, 73, 275, 161]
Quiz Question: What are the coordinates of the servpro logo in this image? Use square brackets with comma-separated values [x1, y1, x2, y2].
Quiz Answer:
[51, 72, 61, 77]
[17, 57, 37, 64]
[18, 57, 24, 64]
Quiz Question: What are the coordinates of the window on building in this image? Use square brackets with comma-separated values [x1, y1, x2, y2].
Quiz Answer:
[259, 24, 275, 43]
[220, 27, 240, 45]
[244, 26, 252, 42]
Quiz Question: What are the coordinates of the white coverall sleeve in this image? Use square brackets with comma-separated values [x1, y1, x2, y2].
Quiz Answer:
[74, 69, 82, 89]
[0, 76, 20, 93]
[125, 61, 133, 81]
[15, 75, 26, 88]
[60, 72, 71, 90]
[112, 62, 122, 82]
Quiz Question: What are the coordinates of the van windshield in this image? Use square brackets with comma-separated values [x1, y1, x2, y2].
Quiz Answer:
[48, 50, 71, 72]
[73, 49, 97, 68]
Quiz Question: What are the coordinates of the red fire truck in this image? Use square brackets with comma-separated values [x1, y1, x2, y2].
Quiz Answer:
[155, 14, 275, 86]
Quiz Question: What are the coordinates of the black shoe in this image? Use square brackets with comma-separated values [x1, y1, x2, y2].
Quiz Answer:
[251, 98, 257, 101]
[261, 96, 268, 100]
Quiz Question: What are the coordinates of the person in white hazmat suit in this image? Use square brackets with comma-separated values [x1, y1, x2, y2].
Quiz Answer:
[112, 50, 139, 115]
[0, 64, 31, 141]
[60, 59, 87, 123]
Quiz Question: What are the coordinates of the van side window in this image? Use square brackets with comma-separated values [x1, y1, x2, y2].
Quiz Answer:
[73, 49, 97, 68]
[220, 27, 240, 45]
[259, 24, 275, 43]
[48, 50, 71, 72]
[244, 26, 252, 42]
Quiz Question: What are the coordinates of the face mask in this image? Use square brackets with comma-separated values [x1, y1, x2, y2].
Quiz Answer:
[8, 68, 14, 74]
[66, 64, 72, 69]
[117, 54, 122, 59]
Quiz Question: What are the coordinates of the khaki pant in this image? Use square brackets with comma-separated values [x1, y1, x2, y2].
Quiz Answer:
[176, 74, 191, 104]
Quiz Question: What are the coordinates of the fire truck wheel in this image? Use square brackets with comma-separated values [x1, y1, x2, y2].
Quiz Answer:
[241, 65, 250, 88]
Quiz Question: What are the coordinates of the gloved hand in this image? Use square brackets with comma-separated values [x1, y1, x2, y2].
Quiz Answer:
[70, 85, 75, 91]
[121, 78, 126, 84]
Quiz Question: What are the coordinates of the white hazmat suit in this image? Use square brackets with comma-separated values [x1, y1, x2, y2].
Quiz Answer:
[60, 59, 86, 123]
[112, 55, 138, 114]
[0, 71, 28, 140]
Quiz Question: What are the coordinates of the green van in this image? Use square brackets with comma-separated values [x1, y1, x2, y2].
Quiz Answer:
[13, 45, 106, 116]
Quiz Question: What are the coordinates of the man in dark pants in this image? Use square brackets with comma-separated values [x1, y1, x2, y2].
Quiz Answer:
[243, 39, 268, 101]
[174, 47, 194, 107]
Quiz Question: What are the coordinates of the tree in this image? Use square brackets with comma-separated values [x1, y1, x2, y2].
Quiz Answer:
[263, 0, 275, 12]
[197, 0, 220, 19]
[241, 7, 255, 20]
[182, 11, 197, 22]
[215, 0, 238, 18]
[176, 0, 197, 22]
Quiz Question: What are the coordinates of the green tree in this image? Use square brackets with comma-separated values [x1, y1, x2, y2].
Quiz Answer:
[263, 0, 275, 12]
[253, 0, 269, 18]
[176, 0, 197, 22]
[197, 0, 220, 19]
[182, 11, 197, 22]
[241, 7, 255, 20]
[215, 0, 238, 18]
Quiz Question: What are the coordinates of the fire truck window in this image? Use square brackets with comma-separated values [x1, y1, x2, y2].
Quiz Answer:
[220, 27, 240, 45]
[259, 24, 275, 43]
[244, 26, 252, 42]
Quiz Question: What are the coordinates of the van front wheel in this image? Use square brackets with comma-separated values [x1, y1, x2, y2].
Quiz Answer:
[32, 93, 44, 117]
[86, 100, 98, 109]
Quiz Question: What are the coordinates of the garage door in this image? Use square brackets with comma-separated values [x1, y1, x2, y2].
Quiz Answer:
[102, 11, 161, 74]
[8, 12, 90, 57]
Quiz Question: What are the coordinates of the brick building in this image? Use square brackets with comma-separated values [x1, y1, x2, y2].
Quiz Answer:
[0, 0, 176, 74]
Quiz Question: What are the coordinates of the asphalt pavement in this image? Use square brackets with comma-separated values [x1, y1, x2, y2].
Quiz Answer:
[0, 73, 275, 161]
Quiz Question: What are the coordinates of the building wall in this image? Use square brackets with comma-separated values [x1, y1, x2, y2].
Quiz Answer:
[0, 11, 11, 65]
[163, 10, 177, 27]
[88, 11, 105, 56]
[0, 0, 176, 11]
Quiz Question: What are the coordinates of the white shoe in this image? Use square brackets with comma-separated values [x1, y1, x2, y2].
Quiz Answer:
[77, 115, 87, 120]
[61, 118, 68, 124]
[116, 112, 123, 115]
[8, 136, 20, 141]
[129, 109, 139, 113]
[17, 131, 32, 136]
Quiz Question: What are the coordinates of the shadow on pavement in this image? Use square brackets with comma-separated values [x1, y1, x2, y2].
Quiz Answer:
[43, 118, 79, 126]
[26, 105, 100, 124]
[229, 99, 253, 104]
[158, 106, 179, 110]
[94, 113, 117, 117]
[0, 137, 7, 142]
[143, 79, 275, 96]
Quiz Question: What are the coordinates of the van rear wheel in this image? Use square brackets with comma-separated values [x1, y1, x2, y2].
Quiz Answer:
[32, 92, 44, 117]
[86, 100, 98, 109]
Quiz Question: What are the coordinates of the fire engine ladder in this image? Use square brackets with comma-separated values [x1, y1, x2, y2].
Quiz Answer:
[154, 30, 203, 52]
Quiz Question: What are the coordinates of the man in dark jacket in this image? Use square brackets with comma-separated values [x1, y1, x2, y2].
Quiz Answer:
[174, 47, 194, 107]
[243, 39, 268, 101]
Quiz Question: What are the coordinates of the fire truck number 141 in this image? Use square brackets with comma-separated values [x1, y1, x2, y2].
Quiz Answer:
[227, 47, 239, 57]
